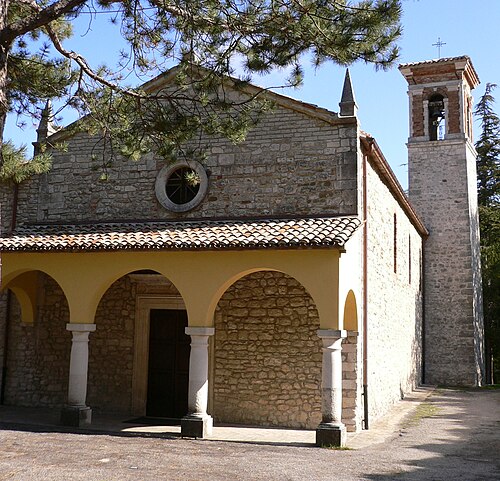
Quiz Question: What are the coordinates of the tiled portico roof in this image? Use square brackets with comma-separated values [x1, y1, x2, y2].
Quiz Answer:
[0, 217, 361, 253]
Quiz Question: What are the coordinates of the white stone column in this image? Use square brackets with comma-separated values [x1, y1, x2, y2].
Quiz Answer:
[316, 329, 347, 447]
[61, 323, 96, 427]
[181, 326, 214, 438]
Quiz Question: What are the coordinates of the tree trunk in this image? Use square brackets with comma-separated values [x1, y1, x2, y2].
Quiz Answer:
[0, 0, 10, 165]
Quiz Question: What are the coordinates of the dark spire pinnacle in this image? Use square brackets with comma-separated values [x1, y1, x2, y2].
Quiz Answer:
[339, 69, 358, 117]
[33, 100, 57, 156]
[37, 100, 57, 140]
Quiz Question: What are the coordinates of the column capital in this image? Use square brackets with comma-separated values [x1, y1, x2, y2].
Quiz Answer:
[66, 323, 96, 332]
[317, 329, 347, 340]
[185, 327, 215, 337]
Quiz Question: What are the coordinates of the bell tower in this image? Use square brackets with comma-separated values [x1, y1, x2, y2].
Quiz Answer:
[399, 56, 485, 386]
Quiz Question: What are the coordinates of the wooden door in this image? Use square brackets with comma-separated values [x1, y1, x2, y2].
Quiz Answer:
[146, 309, 190, 418]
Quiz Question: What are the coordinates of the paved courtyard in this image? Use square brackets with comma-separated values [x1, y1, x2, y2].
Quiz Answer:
[0, 388, 498, 480]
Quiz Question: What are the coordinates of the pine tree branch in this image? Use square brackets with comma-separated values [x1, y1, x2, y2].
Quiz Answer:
[0, 0, 87, 45]
[45, 23, 143, 98]
[9, 0, 152, 99]
[46, 16, 272, 109]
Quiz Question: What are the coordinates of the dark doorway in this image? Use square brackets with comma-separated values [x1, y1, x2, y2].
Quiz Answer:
[146, 309, 190, 418]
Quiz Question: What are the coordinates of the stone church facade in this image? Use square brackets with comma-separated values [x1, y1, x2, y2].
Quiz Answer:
[0, 56, 484, 446]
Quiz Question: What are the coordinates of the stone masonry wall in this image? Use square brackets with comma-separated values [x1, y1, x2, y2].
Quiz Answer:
[2, 272, 140, 410]
[0, 181, 18, 235]
[365, 157, 423, 421]
[466, 141, 485, 382]
[0, 292, 8, 400]
[213, 271, 322, 430]
[12, 106, 359, 225]
[408, 140, 484, 385]
[87, 276, 137, 414]
[4, 273, 70, 407]
[213, 271, 360, 431]
[342, 333, 362, 432]
[0, 183, 25, 400]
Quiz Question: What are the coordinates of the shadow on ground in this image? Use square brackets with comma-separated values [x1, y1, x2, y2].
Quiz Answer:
[364, 388, 500, 480]
[0, 420, 180, 440]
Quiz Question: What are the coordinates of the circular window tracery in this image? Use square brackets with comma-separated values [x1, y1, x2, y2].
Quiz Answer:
[166, 167, 200, 205]
[155, 161, 208, 212]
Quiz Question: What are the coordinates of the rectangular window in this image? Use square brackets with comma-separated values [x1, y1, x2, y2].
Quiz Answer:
[408, 235, 412, 284]
[419, 248, 422, 293]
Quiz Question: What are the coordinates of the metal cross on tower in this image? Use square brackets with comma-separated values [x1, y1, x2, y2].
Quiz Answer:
[432, 37, 447, 58]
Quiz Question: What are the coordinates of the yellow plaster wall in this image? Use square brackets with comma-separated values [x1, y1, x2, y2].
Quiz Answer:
[1, 248, 342, 329]
[7, 271, 39, 324]
[338, 229, 362, 330]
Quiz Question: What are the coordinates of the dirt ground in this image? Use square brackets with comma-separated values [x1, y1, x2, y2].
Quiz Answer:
[0, 388, 499, 481]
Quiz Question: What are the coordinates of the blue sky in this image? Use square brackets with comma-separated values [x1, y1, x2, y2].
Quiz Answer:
[6, 0, 500, 189]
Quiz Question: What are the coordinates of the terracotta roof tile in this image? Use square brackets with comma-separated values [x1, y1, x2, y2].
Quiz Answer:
[399, 56, 470, 68]
[0, 217, 361, 252]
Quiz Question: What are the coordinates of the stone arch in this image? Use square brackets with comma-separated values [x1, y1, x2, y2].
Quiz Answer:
[427, 93, 446, 140]
[92, 269, 185, 324]
[70, 258, 194, 327]
[3, 269, 69, 325]
[422, 87, 451, 139]
[343, 290, 358, 331]
[212, 270, 323, 429]
[199, 251, 340, 330]
[2, 270, 71, 408]
[423, 88, 448, 102]
[87, 269, 186, 415]
[340, 289, 362, 432]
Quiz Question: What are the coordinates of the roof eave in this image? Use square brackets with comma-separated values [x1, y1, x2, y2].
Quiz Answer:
[360, 134, 429, 237]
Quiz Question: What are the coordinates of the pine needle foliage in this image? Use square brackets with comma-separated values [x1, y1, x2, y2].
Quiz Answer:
[0, 0, 402, 173]
[0, 141, 52, 184]
[475, 84, 500, 205]
[475, 83, 500, 383]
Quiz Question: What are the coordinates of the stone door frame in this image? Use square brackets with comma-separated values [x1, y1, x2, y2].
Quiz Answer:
[131, 295, 186, 415]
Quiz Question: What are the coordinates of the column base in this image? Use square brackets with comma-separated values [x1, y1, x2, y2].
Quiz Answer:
[60, 406, 92, 427]
[316, 422, 346, 447]
[181, 414, 213, 438]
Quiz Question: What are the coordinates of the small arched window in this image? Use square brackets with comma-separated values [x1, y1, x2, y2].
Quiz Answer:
[428, 94, 446, 140]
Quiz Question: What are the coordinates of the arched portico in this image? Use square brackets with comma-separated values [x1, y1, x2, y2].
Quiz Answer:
[1, 249, 342, 330]
[0, 237, 351, 443]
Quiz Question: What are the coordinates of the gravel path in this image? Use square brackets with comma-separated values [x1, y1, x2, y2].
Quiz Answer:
[0, 388, 498, 480]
